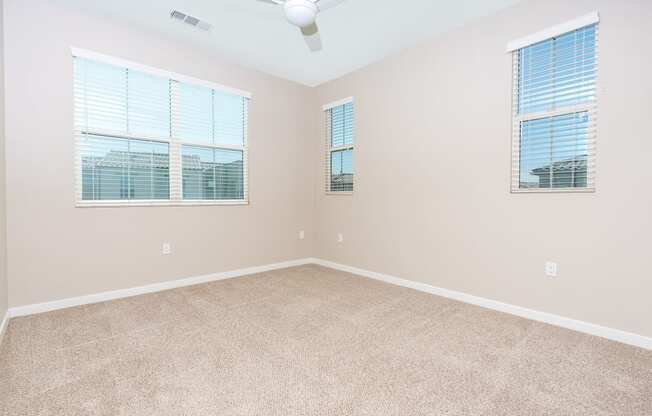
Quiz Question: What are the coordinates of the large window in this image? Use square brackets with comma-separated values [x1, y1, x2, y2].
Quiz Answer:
[509, 13, 598, 192]
[73, 49, 249, 206]
[324, 98, 354, 193]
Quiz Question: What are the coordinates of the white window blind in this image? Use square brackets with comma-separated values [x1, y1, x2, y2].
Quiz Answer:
[73, 50, 249, 206]
[510, 16, 598, 192]
[324, 98, 354, 193]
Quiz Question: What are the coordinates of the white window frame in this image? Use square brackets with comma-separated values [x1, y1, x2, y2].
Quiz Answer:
[507, 12, 599, 193]
[323, 97, 354, 195]
[72, 47, 251, 207]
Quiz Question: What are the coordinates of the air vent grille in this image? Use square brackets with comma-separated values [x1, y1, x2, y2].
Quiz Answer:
[184, 16, 200, 26]
[170, 10, 186, 20]
[170, 10, 213, 32]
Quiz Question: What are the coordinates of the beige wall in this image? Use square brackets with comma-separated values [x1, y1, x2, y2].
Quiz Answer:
[4, 0, 316, 307]
[314, 0, 652, 338]
[3, 0, 651, 340]
[0, 0, 7, 318]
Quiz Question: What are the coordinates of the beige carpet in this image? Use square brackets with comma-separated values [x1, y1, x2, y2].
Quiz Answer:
[0, 265, 650, 415]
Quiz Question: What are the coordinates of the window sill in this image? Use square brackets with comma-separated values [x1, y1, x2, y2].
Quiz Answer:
[75, 199, 249, 208]
[511, 188, 595, 194]
[325, 191, 353, 196]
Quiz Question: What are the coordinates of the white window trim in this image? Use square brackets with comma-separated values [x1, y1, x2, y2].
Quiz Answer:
[323, 96, 354, 111]
[73, 48, 251, 207]
[509, 15, 599, 194]
[506, 11, 599, 52]
[324, 97, 354, 195]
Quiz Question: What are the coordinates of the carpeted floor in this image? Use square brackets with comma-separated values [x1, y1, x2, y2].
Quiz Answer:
[0, 265, 650, 415]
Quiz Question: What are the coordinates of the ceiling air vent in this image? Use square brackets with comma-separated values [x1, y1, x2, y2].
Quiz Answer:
[170, 10, 186, 21]
[169, 10, 213, 32]
[184, 15, 200, 26]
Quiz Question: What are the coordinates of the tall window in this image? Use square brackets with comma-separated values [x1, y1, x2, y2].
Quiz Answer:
[73, 49, 249, 206]
[509, 13, 598, 192]
[324, 98, 354, 193]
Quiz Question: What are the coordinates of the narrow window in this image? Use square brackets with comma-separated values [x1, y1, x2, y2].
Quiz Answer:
[509, 14, 598, 192]
[324, 98, 354, 193]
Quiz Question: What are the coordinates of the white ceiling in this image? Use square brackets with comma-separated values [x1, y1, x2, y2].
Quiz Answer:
[53, 0, 521, 86]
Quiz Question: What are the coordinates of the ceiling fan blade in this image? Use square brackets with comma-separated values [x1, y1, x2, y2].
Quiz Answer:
[300, 23, 322, 52]
[316, 0, 346, 11]
[256, 0, 283, 4]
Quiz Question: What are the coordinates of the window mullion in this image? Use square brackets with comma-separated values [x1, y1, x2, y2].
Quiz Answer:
[176, 141, 243, 151]
[126, 139, 131, 200]
[549, 37, 556, 188]
[211, 90, 215, 146]
[516, 103, 592, 123]
[330, 145, 354, 152]
[169, 80, 183, 201]
[125, 68, 130, 135]
[212, 149, 217, 200]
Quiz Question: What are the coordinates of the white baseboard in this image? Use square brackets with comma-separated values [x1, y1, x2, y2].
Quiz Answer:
[9, 258, 315, 318]
[0, 309, 9, 346]
[312, 258, 652, 350]
[7, 256, 650, 350]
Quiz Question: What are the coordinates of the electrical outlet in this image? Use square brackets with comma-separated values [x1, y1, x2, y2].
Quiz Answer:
[337, 233, 344, 243]
[545, 261, 558, 277]
[299, 230, 305, 240]
[162, 243, 172, 255]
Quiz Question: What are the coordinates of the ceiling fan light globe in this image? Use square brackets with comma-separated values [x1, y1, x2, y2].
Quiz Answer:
[284, 0, 318, 28]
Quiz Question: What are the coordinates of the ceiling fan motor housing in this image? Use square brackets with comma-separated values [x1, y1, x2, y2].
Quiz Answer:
[284, 0, 319, 28]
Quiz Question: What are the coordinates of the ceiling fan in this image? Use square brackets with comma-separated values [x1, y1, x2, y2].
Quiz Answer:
[257, 0, 345, 52]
